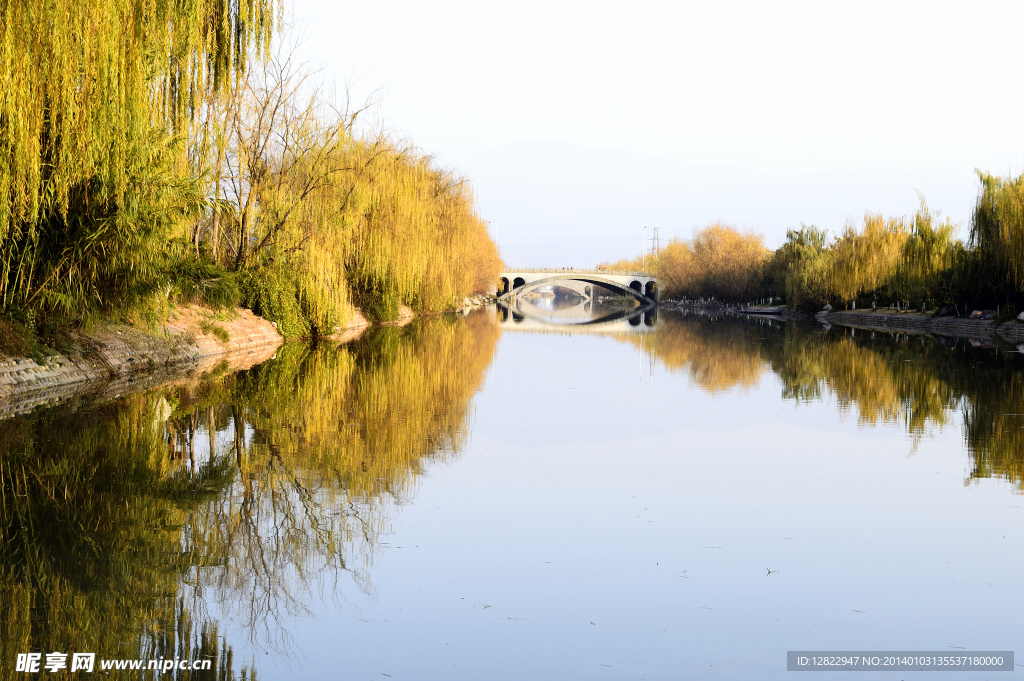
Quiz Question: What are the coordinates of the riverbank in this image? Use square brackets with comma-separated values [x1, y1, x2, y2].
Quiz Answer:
[0, 306, 284, 419]
[664, 299, 1024, 343]
[815, 309, 1024, 343]
[0, 295, 499, 418]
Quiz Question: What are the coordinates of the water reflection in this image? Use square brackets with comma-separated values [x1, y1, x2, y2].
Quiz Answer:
[6, 306, 1024, 679]
[632, 311, 1024, 487]
[190, 315, 499, 650]
[0, 313, 499, 675]
[497, 297, 658, 333]
[0, 391, 245, 679]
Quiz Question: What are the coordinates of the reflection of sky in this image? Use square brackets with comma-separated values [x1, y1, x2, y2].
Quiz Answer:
[507, 295, 645, 327]
[522, 291, 587, 313]
[231, 316, 1024, 680]
[529, 295, 556, 311]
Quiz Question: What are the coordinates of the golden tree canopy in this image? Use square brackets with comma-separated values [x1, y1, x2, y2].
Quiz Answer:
[0, 0, 277, 233]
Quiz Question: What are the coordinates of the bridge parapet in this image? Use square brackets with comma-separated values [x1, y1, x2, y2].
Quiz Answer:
[502, 267, 651, 277]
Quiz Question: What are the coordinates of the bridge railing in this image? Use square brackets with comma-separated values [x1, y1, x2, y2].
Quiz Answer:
[500, 268, 653, 277]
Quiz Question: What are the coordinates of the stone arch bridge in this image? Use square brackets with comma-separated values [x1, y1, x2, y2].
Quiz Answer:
[498, 269, 658, 304]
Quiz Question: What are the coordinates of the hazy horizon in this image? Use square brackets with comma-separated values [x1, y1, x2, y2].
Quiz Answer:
[288, 0, 1024, 267]
[437, 139, 979, 267]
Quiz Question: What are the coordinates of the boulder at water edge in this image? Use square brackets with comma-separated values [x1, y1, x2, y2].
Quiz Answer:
[822, 304, 833, 312]
[1017, 311, 1024, 323]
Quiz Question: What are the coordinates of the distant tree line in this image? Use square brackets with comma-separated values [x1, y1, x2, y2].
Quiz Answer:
[605, 174, 1024, 316]
[0, 0, 501, 339]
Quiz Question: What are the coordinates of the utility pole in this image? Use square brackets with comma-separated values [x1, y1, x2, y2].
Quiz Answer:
[642, 226, 646, 272]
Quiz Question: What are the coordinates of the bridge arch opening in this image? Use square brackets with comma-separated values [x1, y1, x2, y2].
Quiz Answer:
[629, 280, 642, 293]
[645, 281, 657, 299]
[513, 277, 526, 289]
[498, 277, 510, 295]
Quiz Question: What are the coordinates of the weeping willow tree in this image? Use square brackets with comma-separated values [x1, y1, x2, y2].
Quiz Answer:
[761, 201, 960, 310]
[190, 49, 502, 335]
[964, 171, 1024, 307]
[0, 2, 501, 335]
[774, 223, 831, 309]
[828, 213, 908, 306]
[0, 0, 276, 323]
[891, 197, 959, 305]
[822, 201, 960, 310]
[336, 140, 503, 320]
[200, 49, 358, 337]
[226, 129, 503, 334]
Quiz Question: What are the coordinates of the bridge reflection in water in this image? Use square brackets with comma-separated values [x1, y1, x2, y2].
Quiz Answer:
[496, 295, 658, 333]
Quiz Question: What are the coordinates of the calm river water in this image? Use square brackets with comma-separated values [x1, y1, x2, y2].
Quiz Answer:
[3, 307, 1024, 679]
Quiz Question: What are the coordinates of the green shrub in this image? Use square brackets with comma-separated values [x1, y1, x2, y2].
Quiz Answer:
[239, 264, 341, 339]
[348, 275, 401, 323]
[169, 256, 240, 309]
[238, 267, 309, 338]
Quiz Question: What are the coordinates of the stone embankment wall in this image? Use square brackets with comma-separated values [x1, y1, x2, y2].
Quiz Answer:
[0, 306, 283, 419]
[0, 294, 490, 418]
[818, 310, 1024, 343]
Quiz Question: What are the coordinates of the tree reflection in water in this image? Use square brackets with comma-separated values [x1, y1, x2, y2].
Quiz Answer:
[0, 312, 500, 677]
[632, 311, 1024, 488]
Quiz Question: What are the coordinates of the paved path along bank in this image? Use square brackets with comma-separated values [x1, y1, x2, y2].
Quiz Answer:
[816, 309, 1024, 343]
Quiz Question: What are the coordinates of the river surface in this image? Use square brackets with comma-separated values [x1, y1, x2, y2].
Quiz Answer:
[3, 307, 1024, 679]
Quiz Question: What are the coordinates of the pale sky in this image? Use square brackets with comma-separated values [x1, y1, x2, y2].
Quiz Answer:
[288, 0, 1024, 265]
